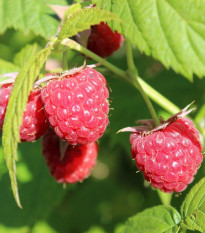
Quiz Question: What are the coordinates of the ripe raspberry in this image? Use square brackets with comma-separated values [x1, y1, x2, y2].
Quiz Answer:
[130, 117, 203, 193]
[42, 128, 98, 183]
[0, 84, 49, 142]
[87, 22, 124, 58]
[41, 67, 109, 145]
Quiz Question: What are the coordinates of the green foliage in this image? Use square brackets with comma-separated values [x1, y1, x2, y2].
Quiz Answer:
[0, 0, 67, 38]
[94, 0, 205, 81]
[0, 141, 67, 232]
[14, 44, 40, 68]
[1, 0, 205, 232]
[0, 59, 19, 75]
[2, 44, 53, 208]
[180, 177, 205, 232]
[123, 205, 181, 233]
[58, 7, 120, 40]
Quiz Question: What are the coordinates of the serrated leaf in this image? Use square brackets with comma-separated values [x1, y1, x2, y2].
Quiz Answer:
[0, 59, 19, 75]
[2, 45, 52, 208]
[123, 205, 181, 233]
[180, 177, 205, 232]
[14, 44, 39, 68]
[49, 1, 91, 22]
[94, 0, 205, 80]
[0, 0, 61, 38]
[58, 7, 120, 40]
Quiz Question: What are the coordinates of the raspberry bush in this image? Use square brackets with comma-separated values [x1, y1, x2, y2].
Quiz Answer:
[0, 1, 205, 233]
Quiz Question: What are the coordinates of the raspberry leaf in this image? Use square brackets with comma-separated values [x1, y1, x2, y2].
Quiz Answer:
[14, 44, 39, 68]
[0, 0, 69, 38]
[58, 7, 120, 41]
[0, 59, 19, 75]
[93, 0, 205, 81]
[180, 177, 205, 232]
[2, 44, 53, 208]
[123, 205, 181, 233]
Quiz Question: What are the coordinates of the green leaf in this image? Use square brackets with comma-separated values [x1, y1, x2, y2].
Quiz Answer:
[0, 140, 67, 231]
[2, 44, 53, 208]
[58, 7, 120, 40]
[14, 43, 39, 68]
[0, 59, 19, 75]
[61, 1, 91, 23]
[94, 0, 205, 81]
[0, 0, 62, 38]
[123, 205, 181, 233]
[180, 177, 205, 232]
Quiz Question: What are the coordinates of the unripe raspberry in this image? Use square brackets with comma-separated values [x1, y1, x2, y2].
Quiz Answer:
[0, 84, 49, 142]
[130, 117, 203, 193]
[87, 22, 124, 58]
[42, 128, 98, 183]
[41, 67, 109, 145]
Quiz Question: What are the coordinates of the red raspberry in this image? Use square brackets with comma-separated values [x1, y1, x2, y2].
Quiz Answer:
[130, 117, 203, 193]
[41, 67, 109, 145]
[0, 84, 49, 142]
[42, 128, 98, 183]
[87, 22, 124, 58]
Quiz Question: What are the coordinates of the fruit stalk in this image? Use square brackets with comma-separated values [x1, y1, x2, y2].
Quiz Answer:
[61, 38, 180, 115]
[125, 39, 174, 206]
[157, 189, 172, 206]
[125, 39, 160, 126]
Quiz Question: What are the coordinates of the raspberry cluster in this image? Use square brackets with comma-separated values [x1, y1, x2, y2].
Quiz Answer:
[0, 66, 109, 183]
[129, 116, 203, 193]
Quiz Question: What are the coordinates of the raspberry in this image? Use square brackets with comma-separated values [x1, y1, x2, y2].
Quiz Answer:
[87, 22, 124, 58]
[42, 128, 98, 183]
[130, 117, 203, 193]
[41, 67, 109, 145]
[0, 84, 49, 142]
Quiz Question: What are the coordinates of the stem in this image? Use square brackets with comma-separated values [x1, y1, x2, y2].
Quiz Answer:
[138, 78, 180, 114]
[62, 38, 127, 81]
[126, 40, 172, 205]
[125, 39, 160, 126]
[62, 38, 178, 205]
[63, 49, 68, 70]
[61, 38, 179, 115]
[157, 190, 172, 206]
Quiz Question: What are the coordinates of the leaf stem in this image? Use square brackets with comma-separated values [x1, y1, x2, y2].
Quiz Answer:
[125, 39, 160, 126]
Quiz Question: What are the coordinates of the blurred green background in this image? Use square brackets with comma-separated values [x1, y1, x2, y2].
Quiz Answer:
[0, 1, 205, 232]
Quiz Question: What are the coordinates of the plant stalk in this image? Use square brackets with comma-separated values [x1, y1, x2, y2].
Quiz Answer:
[61, 38, 180, 115]
[63, 49, 68, 70]
[157, 189, 172, 206]
[125, 39, 160, 126]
